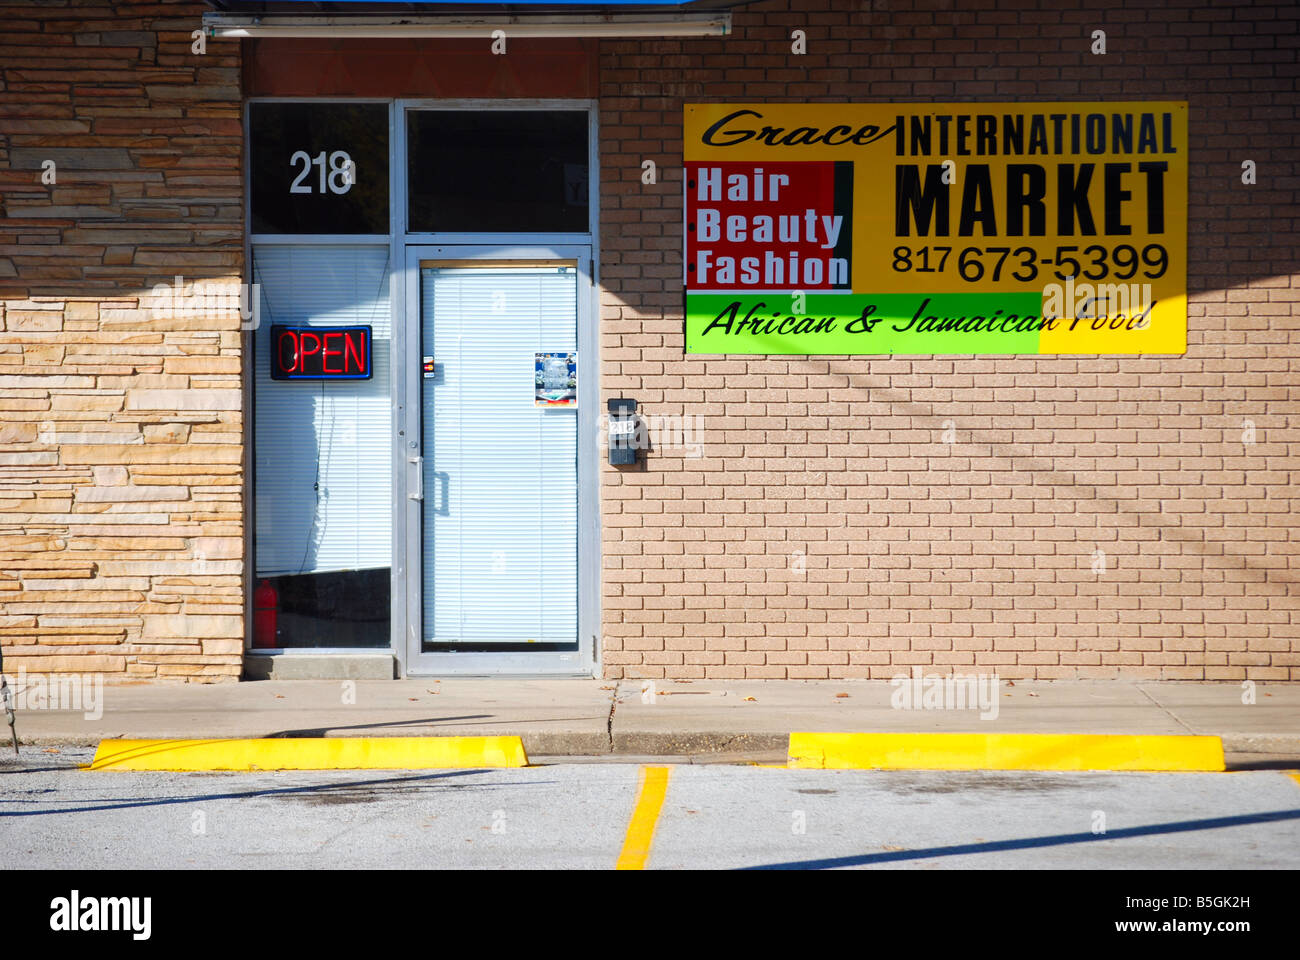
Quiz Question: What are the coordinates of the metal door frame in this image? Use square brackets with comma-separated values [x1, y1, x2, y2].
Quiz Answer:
[397, 243, 599, 676]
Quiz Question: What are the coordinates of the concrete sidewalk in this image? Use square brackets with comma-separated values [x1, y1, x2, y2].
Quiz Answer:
[7, 678, 1300, 767]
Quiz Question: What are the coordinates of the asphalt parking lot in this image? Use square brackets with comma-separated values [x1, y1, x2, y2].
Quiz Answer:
[3, 749, 1298, 870]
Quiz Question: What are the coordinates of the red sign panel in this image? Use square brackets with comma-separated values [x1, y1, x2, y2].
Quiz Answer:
[270, 325, 371, 380]
[685, 160, 854, 291]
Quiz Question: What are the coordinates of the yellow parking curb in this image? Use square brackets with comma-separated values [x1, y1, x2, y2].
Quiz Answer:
[788, 732, 1225, 772]
[87, 736, 529, 771]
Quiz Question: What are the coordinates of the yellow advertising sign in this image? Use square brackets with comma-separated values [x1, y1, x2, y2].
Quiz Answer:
[683, 102, 1188, 355]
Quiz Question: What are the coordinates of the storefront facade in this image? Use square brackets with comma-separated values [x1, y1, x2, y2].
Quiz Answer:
[0, 0, 1296, 683]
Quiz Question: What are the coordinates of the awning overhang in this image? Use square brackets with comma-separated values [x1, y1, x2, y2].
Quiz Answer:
[204, 0, 754, 38]
[205, 13, 731, 38]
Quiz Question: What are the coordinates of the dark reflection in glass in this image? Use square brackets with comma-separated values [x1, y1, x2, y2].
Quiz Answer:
[407, 110, 589, 233]
[265, 569, 390, 648]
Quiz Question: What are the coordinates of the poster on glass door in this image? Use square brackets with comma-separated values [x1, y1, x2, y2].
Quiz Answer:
[534, 352, 577, 407]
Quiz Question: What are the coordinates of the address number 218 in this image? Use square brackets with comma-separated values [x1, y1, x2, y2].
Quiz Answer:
[289, 150, 355, 195]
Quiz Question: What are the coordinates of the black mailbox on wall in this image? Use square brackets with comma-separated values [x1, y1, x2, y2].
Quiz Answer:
[608, 397, 640, 466]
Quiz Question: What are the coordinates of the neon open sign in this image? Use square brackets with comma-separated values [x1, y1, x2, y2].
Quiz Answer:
[270, 325, 372, 380]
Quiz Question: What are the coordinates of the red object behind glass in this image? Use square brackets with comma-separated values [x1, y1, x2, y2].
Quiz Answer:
[253, 579, 280, 649]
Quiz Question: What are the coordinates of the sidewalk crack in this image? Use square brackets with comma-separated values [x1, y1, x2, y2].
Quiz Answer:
[605, 684, 618, 753]
[1136, 683, 1196, 734]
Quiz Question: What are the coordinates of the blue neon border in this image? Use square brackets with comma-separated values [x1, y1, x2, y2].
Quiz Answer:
[270, 324, 374, 381]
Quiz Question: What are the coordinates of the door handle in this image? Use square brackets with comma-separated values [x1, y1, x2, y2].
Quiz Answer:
[408, 456, 423, 501]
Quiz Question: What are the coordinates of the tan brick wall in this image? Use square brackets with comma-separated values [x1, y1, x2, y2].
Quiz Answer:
[597, 0, 1300, 681]
[0, 1, 244, 681]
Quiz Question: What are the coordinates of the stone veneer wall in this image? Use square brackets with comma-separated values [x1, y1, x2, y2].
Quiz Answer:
[0, 0, 244, 681]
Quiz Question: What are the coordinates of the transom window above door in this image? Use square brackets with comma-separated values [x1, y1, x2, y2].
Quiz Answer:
[406, 109, 591, 234]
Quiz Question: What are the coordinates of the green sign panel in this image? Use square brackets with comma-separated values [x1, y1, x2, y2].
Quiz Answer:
[687, 293, 1048, 355]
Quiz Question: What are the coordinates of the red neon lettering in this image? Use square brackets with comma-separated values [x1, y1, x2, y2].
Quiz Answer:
[277, 329, 299, 373]
[322, 332, 344, 374]
[343, 329, 365, 375]
[298, 332, 322, 369]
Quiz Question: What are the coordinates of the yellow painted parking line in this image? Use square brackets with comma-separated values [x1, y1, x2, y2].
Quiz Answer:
[86, 736, 529, 771]
[616, 765, 671, 870]
[788, 732, 1225, 772]
[1288, 772, 1300, 790]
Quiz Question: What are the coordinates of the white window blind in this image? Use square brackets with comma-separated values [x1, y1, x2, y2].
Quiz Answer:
[421, 266, 578, 644]
[254, 245, 392, 577]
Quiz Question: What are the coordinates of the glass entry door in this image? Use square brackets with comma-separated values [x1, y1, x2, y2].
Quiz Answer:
[401, 247, 596, 674]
